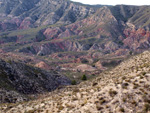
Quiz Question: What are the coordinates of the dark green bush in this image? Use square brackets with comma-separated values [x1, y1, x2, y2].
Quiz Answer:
[71, 80, 77, 85]
[81, 74, 87, 81]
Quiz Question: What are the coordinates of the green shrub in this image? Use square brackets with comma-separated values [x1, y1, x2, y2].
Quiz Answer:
[71, 80, 77, 85]
[141, 72, 146, 75]
[81, 74, 87, 81]
[119, 107, 125, 112]
[27, 46, 31, 50]
[129, 51, 133, 55]
[109, 89, 117, 97]
[143, 103, 150, 112]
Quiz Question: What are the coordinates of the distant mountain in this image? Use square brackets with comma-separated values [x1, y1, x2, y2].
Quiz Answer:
[4, 5, 148, 57]
[0, 0, 96, 28]
[0, 2, 150, 57]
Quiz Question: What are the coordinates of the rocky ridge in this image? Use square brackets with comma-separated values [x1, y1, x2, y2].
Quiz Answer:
[8, 5, 150, 58]
[0, 0, 96, 31]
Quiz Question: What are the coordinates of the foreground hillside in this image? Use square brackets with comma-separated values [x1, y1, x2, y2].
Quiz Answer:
[0, 58, 70, 103]
[1, 51, 150, 112]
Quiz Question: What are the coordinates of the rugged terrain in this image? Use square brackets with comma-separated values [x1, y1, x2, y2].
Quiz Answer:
[0, 0, 150, 112]
[1, 51, 150, 113]
[1, 2, 150, 74]
[1, 4, 150, 56]
[0, 58, 70, 103]
[0, 0, 96, 29]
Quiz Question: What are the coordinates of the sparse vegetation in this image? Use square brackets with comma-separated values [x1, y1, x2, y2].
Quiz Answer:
[129, 51, 133, 55]
[1, 50, 150, 113]
[109, 89, 117, 97]
[81, 74, 87, 81]
[119, 107, 125, 112]
[141, 72, 146, 75]
[71, 80, 77, 85]
[1, 2, 150, 112]
[143, 103, 150, 112]
[122, 82, 129, 89]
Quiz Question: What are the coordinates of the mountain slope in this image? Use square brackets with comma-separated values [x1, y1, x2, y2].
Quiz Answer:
[128, 6, 150, 28]
[0, 58, 70, 103]
[1, 3, 150, 57]
[1, 1, 150, 112]
[1, 51, 150, 112]
[17, 6, 121, 55]
[109, 5, 139, 22]
[15, 5, 150, 57]
[0, 0, 96, 29]
[1, 4, 150, 79]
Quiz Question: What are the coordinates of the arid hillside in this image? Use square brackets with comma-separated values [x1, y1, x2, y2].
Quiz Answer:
[1, 51, 150, 113]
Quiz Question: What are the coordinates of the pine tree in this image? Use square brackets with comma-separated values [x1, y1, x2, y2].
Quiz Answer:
[82, 74, 87, 81]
